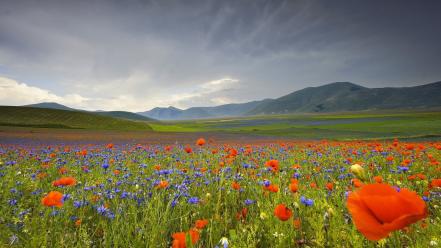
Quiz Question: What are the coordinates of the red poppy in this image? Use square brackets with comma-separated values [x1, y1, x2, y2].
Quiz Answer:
[52, 177, 76, 187]
[194, 219, 209, 229]
[264, 184, 279, 193]
[172, 229, 199, 248]
[274, 204, 293, 221]
[232, 181, 241, 190]
[347, 183, 427, 241]
[326, 182, 334, 191]
[42, 191, 64, 207]
[373, 176, 383, 183]
[430, 179, 441, 188]
[184, 146, 192, 154]
[156, 180, 169, 189]
[289, 182, 299, 193]
[265, 160, 279, 172]
[196, 138, 206, 146]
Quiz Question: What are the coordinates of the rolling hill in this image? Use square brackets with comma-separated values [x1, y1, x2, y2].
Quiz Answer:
[0, 106, 152, 130]
[94, 111, 155, 121]
[25, 102, 154, 121]
[25, 102, 76, 111]
[139, 81, 441, 120]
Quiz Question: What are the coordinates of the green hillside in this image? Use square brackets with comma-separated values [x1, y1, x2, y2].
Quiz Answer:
[0, 106, 152, 130]
[95, 111, 155, 121]
[248, 81, 441, 115]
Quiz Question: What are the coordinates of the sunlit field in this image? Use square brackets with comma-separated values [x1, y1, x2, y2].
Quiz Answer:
[1, 139, 440, 247]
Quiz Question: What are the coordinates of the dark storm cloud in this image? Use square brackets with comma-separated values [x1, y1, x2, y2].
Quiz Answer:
[0, 0, 440, 111]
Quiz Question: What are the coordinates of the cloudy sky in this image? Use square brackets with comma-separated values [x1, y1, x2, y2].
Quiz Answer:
[1, 0, 441, 111]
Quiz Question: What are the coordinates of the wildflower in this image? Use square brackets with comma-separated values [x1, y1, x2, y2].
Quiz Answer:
[196, 138, 206, 146]
[52, 177, 76, 187]
[244, 199, 254, 205]
[300, 196, 314, 206]
[430, 179, 441, 188]
[188, 197, 199, 204]
[293, 218, 301, 229]
[326, 182, 334, 191]
[231, 181, 241, 190]
[373, 176, 383, 183]
[184, 146, 193, 154]
[156, 180, 169, 189]
[194, 219, 209, 229]
[274, 204, 293, 221]
[347, 183, 427, 241]
[42, 191, 64, 207]
[351, 164, 366, 181]
[219, 237, 229, 248]
[289, 180, 299, 193]
[172, 229, 199, 248]
[265, 159, 279, 172]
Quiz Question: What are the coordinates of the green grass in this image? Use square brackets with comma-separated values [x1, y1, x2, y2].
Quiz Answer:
[2, 106, 441, 140]
[149, 111, 441, 140]
[0, 106, 152, 131]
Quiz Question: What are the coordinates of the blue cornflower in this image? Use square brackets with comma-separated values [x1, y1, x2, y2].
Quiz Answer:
[300, 196, 314, 206]
[188, 197, 199, 204]
[244, 199, 254, 205]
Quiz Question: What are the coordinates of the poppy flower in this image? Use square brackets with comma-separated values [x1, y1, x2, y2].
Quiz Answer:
[196, 138, 206, 146]
[264, 184, 279, 193]
[231, 181, 241, 190]
[274, 204, 293, 221]
[184, 146, 192, 154]
[430, 179, 441, 188]
[42, 191, 64, 207]
[52, 177, 76, 187]
[373, 176, 383, 183]
[347, 183, 427, 241]
[156, 180, 169, 189]
[265, 160, 279, 172]
[194, 219, 209, 229]
[236, 207, 248, 220]
[172, 229, 200, 248]
[289, 182, 299, 193]
[326, 182, 334, 191]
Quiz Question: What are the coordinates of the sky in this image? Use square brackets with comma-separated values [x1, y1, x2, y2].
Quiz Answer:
[1, 0, 441, 112]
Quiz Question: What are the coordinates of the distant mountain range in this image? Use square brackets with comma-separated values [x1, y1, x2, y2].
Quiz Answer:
[138, 81, 441, 120]
[22, 81, 441, 120]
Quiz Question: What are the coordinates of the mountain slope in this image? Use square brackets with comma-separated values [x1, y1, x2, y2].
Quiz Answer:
[95, 111, 155, 121]
[247, 81, 441, 115]
[25, 102, 76, 111]
[24, 102, 155, 121]
[0, 106, 152, 130]
[138, 100, 270, 120]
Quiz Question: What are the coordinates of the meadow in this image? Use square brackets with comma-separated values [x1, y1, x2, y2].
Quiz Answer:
[1, 139, 440, 247]
[148, 111, 441, 140]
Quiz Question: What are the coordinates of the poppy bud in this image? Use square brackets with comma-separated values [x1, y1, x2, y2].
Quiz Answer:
[350, 164, 367, 182]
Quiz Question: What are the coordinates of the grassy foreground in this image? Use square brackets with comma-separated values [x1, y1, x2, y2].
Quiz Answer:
[0, 140, 440, 247]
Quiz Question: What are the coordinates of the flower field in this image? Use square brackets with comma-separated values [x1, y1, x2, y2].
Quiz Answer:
[1, 139, 440, 247]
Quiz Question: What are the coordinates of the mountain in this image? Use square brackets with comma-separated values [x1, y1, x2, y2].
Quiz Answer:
[0, 106, 152, 130]
[23, 102, 155, 121]
[138, 106, 183, 120]
[248, 81, 441, 115]
[138, 100, 270, 120]
[25, 102, 76, 111]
